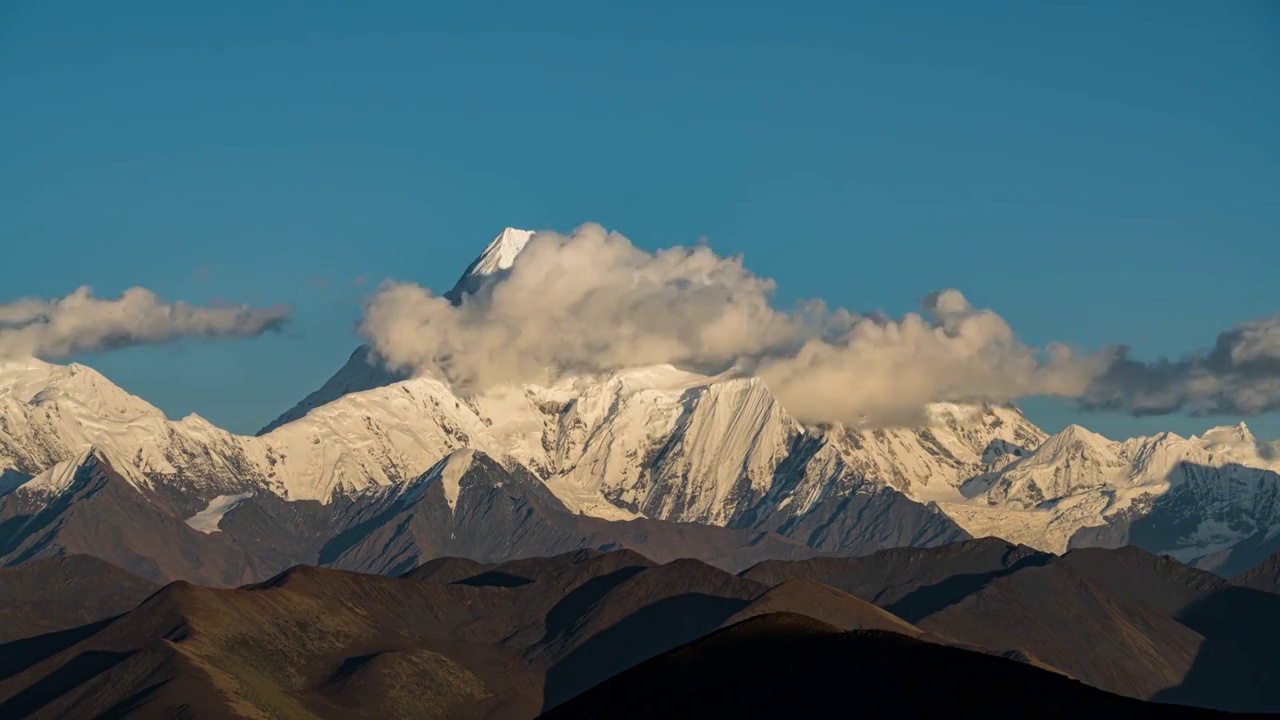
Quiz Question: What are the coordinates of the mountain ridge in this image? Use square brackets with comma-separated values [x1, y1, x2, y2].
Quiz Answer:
[3, 228, 1280, 581]
[4, 545, 1276, 717]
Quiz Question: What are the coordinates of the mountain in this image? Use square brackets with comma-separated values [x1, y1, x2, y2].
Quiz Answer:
[0, 447, 278, 585]
[0, 361, 968, 584]
[741, 536, 1051, 608]
[446, 226, 535, 300]
[257, 227, 532, 434]
[748, 539, 1280, 713]
[0, 555, 158, 644]
[308, 449, 829, 576]
[4, 226, 1280, 586]
[538, 613, 1229, 720]
[1233, 550, 1280, 594]
[249, 228, 1280, 572]
[0, 442, 828, 584]
[0, 550, 937, 719]
[721, 579, 925, 635]
[5, 546, 1280, 716]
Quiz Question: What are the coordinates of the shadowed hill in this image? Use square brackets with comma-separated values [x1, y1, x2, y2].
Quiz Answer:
[1, 550, 844, 719]
[1233, 550, 1280, 594]
[742, 539, 1280, 712]
[739, 536, 1050, 612]
[4, 545, 1280, 717]
[538, 613, 1234, 720]
[722, 579, 923, 635]
[0, 555, 159, 644]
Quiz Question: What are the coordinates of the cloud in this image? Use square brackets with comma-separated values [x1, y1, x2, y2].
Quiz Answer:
[357, 223, 1102, 426]
[1079, 314, 1280, 417]
[0, 286, 291, 360]
[753, 291, 1106, 426]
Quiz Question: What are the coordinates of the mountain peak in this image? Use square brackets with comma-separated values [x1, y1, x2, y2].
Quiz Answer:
[1200, 422, 1256, 446]
[447, 228, 534, 301]
[462, 227, 534, 279]
[1030, 423, 1118, 465]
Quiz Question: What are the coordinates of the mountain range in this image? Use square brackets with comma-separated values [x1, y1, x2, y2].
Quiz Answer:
[3, 228, 1280, 587]
[4, 541, 1280, 717]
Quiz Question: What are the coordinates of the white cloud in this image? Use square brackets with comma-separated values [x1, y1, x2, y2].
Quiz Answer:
[358, 223, 1101, 426]
[754, 290, 1105, 426]
[0, 286, 290, 360]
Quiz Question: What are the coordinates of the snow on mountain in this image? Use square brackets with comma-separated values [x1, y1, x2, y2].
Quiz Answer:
[185, 492, 254, 533]
[19, 446, 154, 498]
[424, 448, 475, 513]
[0, 351, 959, 548]
[934, 422, 1280, 558]
[257, 228, 535, 435]
[4, 229, 1280, 575]
[257, 345, 405, 434]
[0, 357, 494, 503]
[7, 347, 1278, 570]
[445, 226, 534, 302]
[458, 227, 533, 282]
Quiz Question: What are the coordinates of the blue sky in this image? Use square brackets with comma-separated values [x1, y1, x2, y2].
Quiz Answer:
[2, 0, 1277, 438]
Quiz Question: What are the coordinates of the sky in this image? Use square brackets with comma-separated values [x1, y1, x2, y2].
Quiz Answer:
[2, 0, 1278, 439]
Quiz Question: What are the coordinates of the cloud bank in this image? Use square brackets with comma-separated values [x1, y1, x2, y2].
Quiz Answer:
[752, 290, 1106, 426]
[1080, 314, 1280, 417]
[0, 286, 290, 360]
[358, 223, 1105, 426]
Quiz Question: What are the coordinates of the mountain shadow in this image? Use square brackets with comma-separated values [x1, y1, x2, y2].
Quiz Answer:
[538, 613, 1232, 719]
[885, 549, 1052, 622]
[1153, 586, 1280, 713]
[1068, 461, 1280, 580]
[541, 592, 751, 711]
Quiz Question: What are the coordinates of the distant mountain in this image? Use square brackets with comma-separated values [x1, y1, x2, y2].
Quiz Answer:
[0, 444, 832, 585]
[257, 227, 533, 434]
[0, 363, 967, 584]
[4, 227, 1280, 587]
[0, 448, 277, 585]
[538, 613, 1227, 720]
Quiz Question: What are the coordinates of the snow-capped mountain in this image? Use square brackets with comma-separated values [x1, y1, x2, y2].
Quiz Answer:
[3, 227, 1279, 581]
[258, 227, 533, 435]
[448, 226, 533, 298]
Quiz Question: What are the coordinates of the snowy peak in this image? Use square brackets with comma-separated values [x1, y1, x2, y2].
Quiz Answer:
[1195, 422, 1278, 467]
[1199, 422, 1255, 445]
[1, 359, 163, 422]
[262, 227, 539, 432]
[448, 227, 534, 299]
[1026, 424, 1119, 467]
[922, 403, 1047, 464]
[0, 357, 64, 401]
[470, 227, 533, 277]
[979, 425, 1125, 513]
[18, 446, 152, 497]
